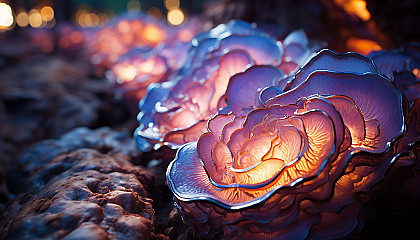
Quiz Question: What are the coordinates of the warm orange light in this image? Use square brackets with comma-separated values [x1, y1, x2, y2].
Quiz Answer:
[335, 0, 371, 21]
[77, 10, 99, 28]
[0, 3, 14, 29]
[167, 8, 184, 25]
[115, 64, 137, 82]
[40, 6, 54, 22]
[98, 13, 108, 26]
[16, 11, 29, 27]
[138, 59, 155, 73]
[83, 13, 93, 27]
[346, 37, 382, 55]
[89, 13, 99, 27]
[165, 0, 180, 10]
[413, 68, 420, 79]
[118, 20, 131, 33]
[144, 25, 166, 44]
[29, 9, 43, 28]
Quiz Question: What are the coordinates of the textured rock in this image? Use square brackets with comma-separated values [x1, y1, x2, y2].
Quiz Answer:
[0, 149, 160, 239]
[7, 127, 142, 196]
[0, 54, 133, 210]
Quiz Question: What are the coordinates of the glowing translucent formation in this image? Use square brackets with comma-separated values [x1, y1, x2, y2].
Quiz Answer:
[167, 50, 406, 239]
[135, 20, 313, 151]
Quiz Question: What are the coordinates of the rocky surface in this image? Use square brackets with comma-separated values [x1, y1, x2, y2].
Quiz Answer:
[13, 127, 142, 184]
[0, 149, 163, 239]
[0, 54, 134, 211]
[0, 124, 189, 240]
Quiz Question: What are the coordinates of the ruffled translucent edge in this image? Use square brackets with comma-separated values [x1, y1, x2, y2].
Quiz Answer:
[224, 65, 285, 116]
[263, 71, 406, 154]
[184, 20, 280, 72]
[283, 49, 382, 91]
[136, 41, 282, 150]
[166, 141, 356, 210]
[167, 71, 406, 210]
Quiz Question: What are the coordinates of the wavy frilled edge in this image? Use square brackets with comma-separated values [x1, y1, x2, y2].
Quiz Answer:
[167, 141, 356, 210]
[224, 65, 285, 116]
[167, 105, 338, 209]
[184, 21, 282, 73]
[135, 50, 254, 150]
[136, 33, 284, 150]
[368, 43, 420, 80]
[167, 71, 406, 210]
[282, 49, 382, 92]
[264, 71, 406, 154]
[134, 120, 208, 151]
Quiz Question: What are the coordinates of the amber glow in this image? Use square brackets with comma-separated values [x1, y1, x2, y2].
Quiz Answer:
[138, 59, 154, 73]
[413, 68, 420, 79]
[335, 0, 371, 21]
[29, 9, 42, 28]
[40, 6, 54, 22]
[0, 3, 13, 29]
[16, 11, 29, 27]
[167, 9, 185, 25]
[165, 47, 406, 239]
[115, 63, 137, 82]
[76, 9, 99, 28]
[165, 0, 180, 10]
[346, 37, 382, 55]
[136, 23, 311, 153]
[144, 25, 166, 44]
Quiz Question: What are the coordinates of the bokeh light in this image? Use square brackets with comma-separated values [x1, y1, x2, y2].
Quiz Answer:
[40, 6, 54, 22]
[165, 0, 180, 10]
[167, 9, 184, 25]
[16, 11, 29, 27]
[76, 9, 100, 28]
[29, 9, 43, 28]
[0, 3, 13, 29]
[144, 25, 166, 44]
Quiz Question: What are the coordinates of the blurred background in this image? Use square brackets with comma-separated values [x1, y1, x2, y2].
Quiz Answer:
[0, 0, 419, 55]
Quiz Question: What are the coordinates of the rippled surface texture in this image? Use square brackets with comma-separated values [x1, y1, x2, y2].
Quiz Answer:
[167, 50, 411, 239]
[135, 20, 313, 151]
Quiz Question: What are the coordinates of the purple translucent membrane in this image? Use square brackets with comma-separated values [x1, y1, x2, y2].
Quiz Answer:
[167, 49, 408, 239]
[369, 43, 420, 103]
[135, 20, 313, 151]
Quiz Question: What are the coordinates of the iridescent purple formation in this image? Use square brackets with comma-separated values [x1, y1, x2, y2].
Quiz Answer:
[369, 43, 420, 103]
[167, 50, 413, 239]
[135, 20, 313, 151]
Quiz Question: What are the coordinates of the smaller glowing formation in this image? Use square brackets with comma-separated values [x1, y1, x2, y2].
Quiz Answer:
[135, 21, 314, 151]
[85, 12, 201, 68]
